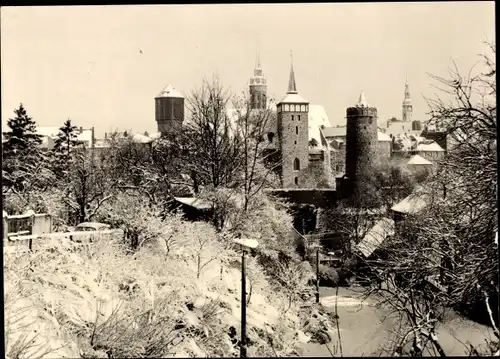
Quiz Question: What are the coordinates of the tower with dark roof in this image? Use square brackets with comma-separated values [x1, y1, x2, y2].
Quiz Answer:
[402, 78, 413, 123]
[277, 52, 309, 188]
[249, 53, 267, 110]
[155, 84, 184, 134]
[344, 91, 378, 198]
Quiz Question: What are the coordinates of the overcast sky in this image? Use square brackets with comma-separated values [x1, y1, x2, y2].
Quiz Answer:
[1, 3, 495, 137]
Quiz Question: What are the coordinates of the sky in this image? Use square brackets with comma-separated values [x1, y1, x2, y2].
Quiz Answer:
[1, 3, 495, 137]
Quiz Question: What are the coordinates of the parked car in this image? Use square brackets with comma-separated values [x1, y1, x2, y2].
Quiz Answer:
[75, 222, 111, 232]
[69, 222, 112, 243]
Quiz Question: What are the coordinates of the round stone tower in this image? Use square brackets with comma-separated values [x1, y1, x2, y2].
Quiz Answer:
[345, 91, 378, 196]
[155, 84, 184, 134]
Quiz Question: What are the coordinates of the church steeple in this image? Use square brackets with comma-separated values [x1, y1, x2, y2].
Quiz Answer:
[249, 52, 267, 110]
[402, 77, 413, 122]
[287, 51, 298, 94]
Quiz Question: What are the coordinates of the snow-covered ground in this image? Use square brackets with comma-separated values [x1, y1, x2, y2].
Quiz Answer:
[302, 286, 495, 357]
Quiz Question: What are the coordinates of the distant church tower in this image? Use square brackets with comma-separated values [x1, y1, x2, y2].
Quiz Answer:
[155, 84, 185, 134]
[402, 78, 413, 123]
[249, 53, 267, 110]
[344, 91, 378, 198]
[277, 52, 309, 188]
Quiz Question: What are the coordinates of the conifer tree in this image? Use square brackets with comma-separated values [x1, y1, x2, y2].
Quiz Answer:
[3, 103, 43, 156]
[2, 104, 45, 193]
[53, 119, 80, 160]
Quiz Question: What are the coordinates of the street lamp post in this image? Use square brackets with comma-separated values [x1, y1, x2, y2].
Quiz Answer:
[310, 243, 321, 303]
[233, 237, 259, 358]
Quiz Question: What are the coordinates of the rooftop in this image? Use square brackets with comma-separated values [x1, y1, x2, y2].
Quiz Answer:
[417, 141, 445, 152]
[356, 217, 395, 257]
[407, 154, 433, 166]
[391, 190, 430, 215]
[278, 92, 308, 104]
[356, 91, 369, 108]
[156, 84, 184, 98]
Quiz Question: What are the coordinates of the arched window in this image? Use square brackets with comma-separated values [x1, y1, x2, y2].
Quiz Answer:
[291, 115, 294, 121]
[298, 115, 301, 121]
[296, 126, 299, 135]
[301, 105, 306, 112]
[293, 158, 300, 171]
[285, 104, 290, 111]
[267, 132, 275, 143]
[294, 177, 299, 185]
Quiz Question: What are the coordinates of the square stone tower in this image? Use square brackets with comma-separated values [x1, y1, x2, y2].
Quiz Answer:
[277, 54, 310, 188]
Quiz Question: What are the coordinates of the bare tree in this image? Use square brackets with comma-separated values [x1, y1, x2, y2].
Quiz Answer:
[183, 76, 245, 190]
[359, 41, 498, 356]
[232, 92, 281, 211]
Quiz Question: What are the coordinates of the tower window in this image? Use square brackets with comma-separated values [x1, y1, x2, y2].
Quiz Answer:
[294, 140, 297, 145]
[291, 115, 294, 121]
[293, 158, 300, 171]
[267, 132, 275, 143]
[301, 105, 306, 112]
[298, 115, 301, 121]
[294, 177, 299, 185]
[296, 126, 298, 135]
[285, 104, 289, 111]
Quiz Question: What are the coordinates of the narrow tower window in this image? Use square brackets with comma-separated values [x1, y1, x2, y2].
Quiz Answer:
[294, 177, 299, 185]
[267, 132, 275, 143]
[293, 158, 300, 171]
[296, 126, 299, 135]
[298, 115, 301, 121]
[291, 115, 294, 121]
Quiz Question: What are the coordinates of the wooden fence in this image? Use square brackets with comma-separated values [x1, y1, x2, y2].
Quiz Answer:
[3, 229, 124, 255]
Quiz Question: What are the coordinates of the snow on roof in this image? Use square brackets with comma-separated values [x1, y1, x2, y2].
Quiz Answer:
[278, 92, 308, 104]
[322, 126, 346, 138]
[391, 190, 430, 215]
[356, 91, 369, 107]
[131, 133, 152, 144]
[308, 104, 332, 143]
[156, 84, 183, 98]
[378, 131, 392, 142]
[36, 126, 60, 137]
[417, 141, 445, 152]
[356, 217, 395, 257]
[407, 154, 433, 166]
[37, 126, 93, 145]
[174, 197, 213, 210]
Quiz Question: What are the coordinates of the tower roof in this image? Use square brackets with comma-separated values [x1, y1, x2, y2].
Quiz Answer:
[356, 91, 369, 107]
[250, 52, 266, 85]
[287, 51, 297, 94]
[156, 84, 184, 98]
[278, 51, 308, 104]
[403, 78, 412, 104]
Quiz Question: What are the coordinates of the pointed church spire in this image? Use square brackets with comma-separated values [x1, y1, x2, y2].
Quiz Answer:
[256, 52, 261, 69]
[356, 90, 369, 107]
[404, 78, 411, 100]
[287, 50, 297, 94]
